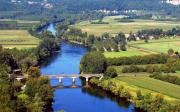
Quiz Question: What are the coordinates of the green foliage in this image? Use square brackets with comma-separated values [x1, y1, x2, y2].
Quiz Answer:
[80, 51, 106, 73]
[91, 77, 180, 112]
[0, 50, 18, 70]
[105, 67, 118, 78]
[122, 65, 145, 73]
[150, 72, 180, 85]
[28, 67, 41, 78]
[166, 58, 180, 73]
[36, 34, 60, 61]
[107, 54, 168, 66]
[25, 76, 53, 111]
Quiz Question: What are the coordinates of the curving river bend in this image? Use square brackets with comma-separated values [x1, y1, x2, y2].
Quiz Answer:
[40, 24, 137, 112]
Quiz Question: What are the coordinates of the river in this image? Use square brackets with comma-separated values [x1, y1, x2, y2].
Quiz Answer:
[40, 24, 137, 112]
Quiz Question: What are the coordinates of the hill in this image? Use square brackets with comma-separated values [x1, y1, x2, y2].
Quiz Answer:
[0, 0, 179, 20]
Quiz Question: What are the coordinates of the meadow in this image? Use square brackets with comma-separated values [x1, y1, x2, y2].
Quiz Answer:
[101, 74, 180, 103]
[115, 75, 180, 101]
[0, 30, 40, 49]
[74, 15, 180, 36]
[103, 48, 152, 58]
[129, 37, 180, 53]
[0, 19, 40, 29]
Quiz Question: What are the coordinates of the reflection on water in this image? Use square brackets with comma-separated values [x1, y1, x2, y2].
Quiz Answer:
[40, 24, 138, 112]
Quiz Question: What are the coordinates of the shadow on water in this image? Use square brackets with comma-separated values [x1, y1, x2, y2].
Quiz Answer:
[82, 87, 130, 108]
[41, 23, 145, 112]
[40, 51, 61, 67]
[81, 86, 145, 112]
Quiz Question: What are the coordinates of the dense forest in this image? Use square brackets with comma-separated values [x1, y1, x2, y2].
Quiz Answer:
[0, 0, 180, 20]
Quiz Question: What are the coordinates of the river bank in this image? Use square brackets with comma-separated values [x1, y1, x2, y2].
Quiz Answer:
[40, 23, 138, 112]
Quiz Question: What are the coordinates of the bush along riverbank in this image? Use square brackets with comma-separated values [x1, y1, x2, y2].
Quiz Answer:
[90, 78, 180, 112]
[79, 51, 180, 112]
[0, 25, 61, 111]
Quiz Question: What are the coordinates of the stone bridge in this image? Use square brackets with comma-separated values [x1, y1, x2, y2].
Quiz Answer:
[44, 74, 104, 83]
[16, 74, 103, 88]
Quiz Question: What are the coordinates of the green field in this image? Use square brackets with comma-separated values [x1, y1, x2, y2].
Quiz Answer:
[0, 30, 40, 49]
[0, 19, 40, 29]
[129, 37, 180, 53]
[116, 76, 180, 100]
[103, 48, 152, 58]
[74, 15, 180, 36]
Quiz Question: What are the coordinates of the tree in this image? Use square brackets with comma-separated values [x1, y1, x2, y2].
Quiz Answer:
[0, 50, 18, 70]
[114, 32, 127, 51]
[86, 35, 95, 46]
[80, 52, 106, 73]
[168, 48, 174, 56]
[36, 37, 60, 60]
[0, 44, 2, 51]
[105, 67, 118, 78]
[149, 94, 165, 112]
[28, 67, 40, 78]
[102, 32, 110, 39]
[114, 32, 126, 44]
[144, 34, 149, 43]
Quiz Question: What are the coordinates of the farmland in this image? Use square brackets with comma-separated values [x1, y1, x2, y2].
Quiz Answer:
[116, 75, 180, 101]
[74, 15, 180, 36]
[103, 48, 152, 58]
[0, 19, 40, 29]
[129, 37, 180, 53]
[0, 30, 40, 49]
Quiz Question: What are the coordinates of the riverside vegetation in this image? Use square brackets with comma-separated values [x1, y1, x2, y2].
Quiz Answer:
[80, 51, 180, 112]
[0, 0, 180, 112]
[0, 30, 60, 111]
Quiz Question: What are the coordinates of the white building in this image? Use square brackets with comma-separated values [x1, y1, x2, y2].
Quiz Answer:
[166, 0, 180, 5]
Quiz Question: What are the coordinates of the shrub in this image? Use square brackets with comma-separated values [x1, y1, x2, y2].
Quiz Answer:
[150, 72, 180, 85]
[80, 51, 107, 73]
[146, 65, 161, 73]
[105, 67, 118, 78]
[122, 65, 145, 73]
[107, 54, 168, 66]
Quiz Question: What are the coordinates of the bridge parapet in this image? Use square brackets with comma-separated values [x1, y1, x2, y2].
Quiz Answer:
[15, 74, 104, 87]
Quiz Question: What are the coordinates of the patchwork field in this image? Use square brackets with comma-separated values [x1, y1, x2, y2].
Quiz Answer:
[129, 37, 180, 53]
[111, 74, 180, 102]
[103, 47, 155, 58]
[116, 76, 180, 100]
[0, 19, 40, 29]
[74, 15, 180, 36]
[0, 30, 40, 49]
[103, 49, 151, 58]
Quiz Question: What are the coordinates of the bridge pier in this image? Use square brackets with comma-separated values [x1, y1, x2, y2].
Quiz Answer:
[58, 77, 64, 83]
[16, 78, 23, 81]
[86, 77, 89, 82]
[72, 77, 76, 83]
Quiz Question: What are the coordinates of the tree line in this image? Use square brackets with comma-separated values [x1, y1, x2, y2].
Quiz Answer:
[128, 26, 180, 42]
[0, 30, 60, 111]
[90, 78, 180, 112]
[150, 72, 180, 85]
[65, 27, 127, 52]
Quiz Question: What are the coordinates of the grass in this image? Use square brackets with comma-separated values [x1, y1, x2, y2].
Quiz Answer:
[0, 30, 40, 49]
[103, 48, 153, 58]
[116, 76, 180, 100]
[104, 75, 180, 102]
[74, 15, 180, 36]
[0, 19, 39, 24]
[129, 37, 180, 53]
[0, 19, 40, 29]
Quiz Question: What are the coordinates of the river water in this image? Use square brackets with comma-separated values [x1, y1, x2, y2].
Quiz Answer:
[40, 24, 136, 112]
